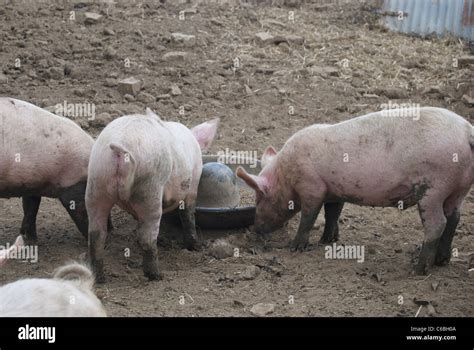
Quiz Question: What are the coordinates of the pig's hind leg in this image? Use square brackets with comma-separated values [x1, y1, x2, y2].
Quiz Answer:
[178, 199, 200, 250]
[435, 190, 468, 266]
[87, 199, 114, 283]
[136, 213, 162, 281]
[319, 202, 344, 244]
[20, 196, 41, 242]
[415, 196, 447, 275]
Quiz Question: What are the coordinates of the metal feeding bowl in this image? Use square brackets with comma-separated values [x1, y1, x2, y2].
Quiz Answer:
[194, 156, 261, 229]
[164, 155, 260, 229]
[196, 162, 240, 208]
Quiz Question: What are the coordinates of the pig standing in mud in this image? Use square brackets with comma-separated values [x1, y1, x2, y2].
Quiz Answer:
[237, 107, 473, 274]
[86, 108, 219, 282]
[0, 98, 93, 240]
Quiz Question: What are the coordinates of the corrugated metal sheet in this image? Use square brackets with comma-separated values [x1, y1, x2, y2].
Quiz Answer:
[379, 0, 474, 40]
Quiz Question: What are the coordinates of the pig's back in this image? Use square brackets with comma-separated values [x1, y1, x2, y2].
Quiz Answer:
[284, 107, 472, 192]
[0, 278, 106, 317]
[0, 98, 93, 195]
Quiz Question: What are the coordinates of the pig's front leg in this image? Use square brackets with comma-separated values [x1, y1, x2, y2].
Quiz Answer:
[415, 199, 446, 275]
[137, 214, 162, 281]
[20, 196, 41, 242]
[178, 200, 200, 250]
[320, 202, 344, 243]
[290, 201, 324, 252]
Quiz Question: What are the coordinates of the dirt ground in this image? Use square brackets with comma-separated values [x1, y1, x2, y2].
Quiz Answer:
[0, 1, 473, 317]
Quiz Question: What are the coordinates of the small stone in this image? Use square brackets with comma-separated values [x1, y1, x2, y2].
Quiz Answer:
[372, 273, 382, 282]
[208, 239, 234, 259]
[422, 86, 442, 95]
[457, 56, 474, 68]
[170, 85, 181, 96]
[250, 303, 275, 317]
[123, 94, 135, 102]
[182, 7, 197, 16]
[117, 77, 141, 96]
[461, 94, 474, 105]
[309, 66, 339, 77]
[137, 91, 156, 103]
[255, 32, 275, 46]
[244, 84, 253, 95]
[156, 94, 171, 100]
[431, 281, 439, 292]
[63, 65, 73, 76]
[84, 12, 102, 25]
[103, 28, 115, 36]
[239, 266, 260, 280]
[170, 33, 196, 47]
[427, 303, 436, 316]
[162, 51, 188, 61]
[284, 34, 304, 45]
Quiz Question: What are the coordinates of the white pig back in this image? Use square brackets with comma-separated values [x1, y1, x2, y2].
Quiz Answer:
[0, 98, 93, 196]
[0, 278, 106, 317]
[89, 115, 174, 202]
[280, 107, 473, 205]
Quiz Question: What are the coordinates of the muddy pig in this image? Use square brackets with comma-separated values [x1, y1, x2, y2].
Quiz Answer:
[237, 107, 473, 275]
[86, 108, 219, 282]
[0, 98, 94, 240]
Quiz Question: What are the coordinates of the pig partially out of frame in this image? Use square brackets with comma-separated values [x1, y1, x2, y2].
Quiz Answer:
[86, 108, 219, 282]
[0, 98, 94, 240]
[237, 107, 473, 275]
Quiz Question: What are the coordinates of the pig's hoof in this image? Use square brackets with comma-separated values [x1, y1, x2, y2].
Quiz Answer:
[434, 254, 451, 266]
[290, 238, 309, 252]
[413, 263, 428, 276]
[184, 238, 202, 251]
[144, 271, 162, 281]
[319, 236, 338, 244]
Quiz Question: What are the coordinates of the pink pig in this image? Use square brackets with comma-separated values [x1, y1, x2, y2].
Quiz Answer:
[237, 107, 473, 275]
[0, 98, 93, 240]
[86, 108, 219, 282]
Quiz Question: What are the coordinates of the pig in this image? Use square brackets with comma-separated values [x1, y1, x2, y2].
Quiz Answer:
[237, 107, 473, 275]
[0, 98, 94, 240]
[0, 235, 24, 267]
[0, 262, 106, 317]
[86, 108, 219, 282]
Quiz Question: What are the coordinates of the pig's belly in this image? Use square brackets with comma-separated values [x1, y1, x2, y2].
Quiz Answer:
[0, 183, 59, 198]
[326, 181, 423, 209]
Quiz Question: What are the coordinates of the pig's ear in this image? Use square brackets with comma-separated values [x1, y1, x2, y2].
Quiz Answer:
[261, 146, 277, 168]
[236, 166, 268, 195]
[191, 118, 220, 152]
[145, 107, 159, 118]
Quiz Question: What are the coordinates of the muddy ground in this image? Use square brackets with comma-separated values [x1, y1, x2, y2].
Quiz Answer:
[0, 1, 473, 316]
